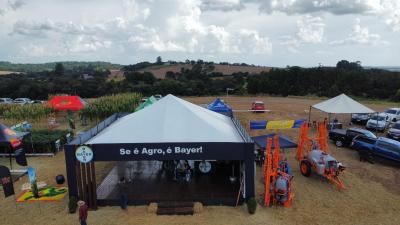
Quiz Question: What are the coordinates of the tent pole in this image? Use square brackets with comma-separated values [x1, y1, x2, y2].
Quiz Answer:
[375, 112, 379, 135]
[308, 106, 312, 123]
[328, 113, 331, 130]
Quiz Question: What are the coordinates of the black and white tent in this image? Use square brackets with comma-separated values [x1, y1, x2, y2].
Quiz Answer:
[65, 95, 254, 207]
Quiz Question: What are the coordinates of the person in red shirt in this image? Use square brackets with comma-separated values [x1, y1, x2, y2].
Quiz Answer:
[77, 200, 88, 225]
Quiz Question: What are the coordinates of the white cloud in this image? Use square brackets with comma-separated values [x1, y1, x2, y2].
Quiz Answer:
[0, 0, 25, 15]
[0, 0, 399, 66]
[368, 0, 400, 32]
[201, 0, 244, 11]
[68, 36, 112, 53]
[296, 15, 325, 43]
[257, 0, 400, 32]
[258, 0, 371, 15]
[279, 36, 301, 53]
[330, 18, 388, 46]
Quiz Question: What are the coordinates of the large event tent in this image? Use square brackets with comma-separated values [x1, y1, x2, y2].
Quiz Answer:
[312, 93, 375, 114]
[65, 94, 254, 208]
[309, 93, 375, 121]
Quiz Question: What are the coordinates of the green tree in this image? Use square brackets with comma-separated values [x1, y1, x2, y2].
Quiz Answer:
[54, 63, 65, 75]
[156, 56, 162, 65]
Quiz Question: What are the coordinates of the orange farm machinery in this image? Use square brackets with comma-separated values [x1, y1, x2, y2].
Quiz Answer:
[296, 121, 346, 189]
[263, 135, 294, 207]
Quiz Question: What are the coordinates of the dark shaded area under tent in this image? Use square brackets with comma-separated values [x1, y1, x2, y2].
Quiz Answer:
[96, 160, 241, 206]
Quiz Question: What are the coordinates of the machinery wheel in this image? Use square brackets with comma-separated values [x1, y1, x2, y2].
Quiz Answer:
[300, 160, 312, 177]
[335, 139, 344, 147]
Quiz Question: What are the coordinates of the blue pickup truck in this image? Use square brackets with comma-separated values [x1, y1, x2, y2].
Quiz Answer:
[351, 136, 400, 163]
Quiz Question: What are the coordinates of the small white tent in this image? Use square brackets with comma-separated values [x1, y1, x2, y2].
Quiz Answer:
[312, 93, 375, 114]
[87, 94, 244, 144]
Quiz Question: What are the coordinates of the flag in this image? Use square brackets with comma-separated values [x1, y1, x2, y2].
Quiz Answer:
[15, 148, 27, 166]
[0, 165, 15, 198]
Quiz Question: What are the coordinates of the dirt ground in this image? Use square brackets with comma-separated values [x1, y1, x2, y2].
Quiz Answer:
[1, 96, 400, 225]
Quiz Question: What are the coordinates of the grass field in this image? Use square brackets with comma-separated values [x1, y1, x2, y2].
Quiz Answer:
[0, 96, 399, 225]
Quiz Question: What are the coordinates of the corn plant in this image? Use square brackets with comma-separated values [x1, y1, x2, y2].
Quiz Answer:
[1, 104, 53, 122]
[79, 93, 141, 120]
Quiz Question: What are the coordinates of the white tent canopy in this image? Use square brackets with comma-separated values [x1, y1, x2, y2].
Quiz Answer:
[312, 93, 375, 114]
[86, 94, 244, 144]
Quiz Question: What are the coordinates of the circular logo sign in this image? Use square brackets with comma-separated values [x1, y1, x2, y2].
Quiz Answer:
[198, 161, 212, 174]
[75, 145, 93, 163]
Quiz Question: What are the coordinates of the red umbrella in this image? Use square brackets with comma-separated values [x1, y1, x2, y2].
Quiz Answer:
[48, 96, 87, 111]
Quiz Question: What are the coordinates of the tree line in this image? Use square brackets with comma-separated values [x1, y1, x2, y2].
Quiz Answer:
[0, 60, 399, 101]
[248, 60, 400, 101]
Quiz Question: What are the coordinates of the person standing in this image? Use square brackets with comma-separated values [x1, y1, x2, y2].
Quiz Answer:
[77, 200, 88, 225]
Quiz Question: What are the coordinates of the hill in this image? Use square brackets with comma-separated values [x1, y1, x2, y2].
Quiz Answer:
[139, 63, 272, 79]
[0, 61, 122, 72]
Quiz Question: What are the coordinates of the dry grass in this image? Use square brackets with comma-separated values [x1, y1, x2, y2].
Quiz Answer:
[1, 96, 400, 225]
[0, 71, 22, 75]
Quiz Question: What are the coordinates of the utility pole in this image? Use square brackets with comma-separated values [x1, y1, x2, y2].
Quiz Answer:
[226, 88, 234, 97]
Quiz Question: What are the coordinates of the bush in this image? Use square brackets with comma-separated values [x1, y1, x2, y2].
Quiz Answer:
[68, 196, 78, 213]
[21, 130, 72, 154]
[1, 104, 53, 122]
[246, 197, 257, 214]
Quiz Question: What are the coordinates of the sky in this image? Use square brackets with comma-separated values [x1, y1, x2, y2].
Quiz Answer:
[0, 0, 399, 67]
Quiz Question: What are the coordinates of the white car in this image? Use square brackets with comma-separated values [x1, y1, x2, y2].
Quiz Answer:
[384, 108, 400, 122]
[13, 98, 33, 105]
[154, 94, 162, 100]
[0, 98, 13, 104]
[366, 113, 390, 132]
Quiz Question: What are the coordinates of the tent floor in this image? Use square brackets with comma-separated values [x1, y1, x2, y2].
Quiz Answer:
[96, 161, 242, 206]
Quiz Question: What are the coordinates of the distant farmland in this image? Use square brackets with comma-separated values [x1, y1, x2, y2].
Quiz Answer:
[139, 64, 272, 79]
[0, 71, 22, 75]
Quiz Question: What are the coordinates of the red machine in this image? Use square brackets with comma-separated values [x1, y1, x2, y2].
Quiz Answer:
[296, 121, 346, 189]
[263, 135, 294, 207]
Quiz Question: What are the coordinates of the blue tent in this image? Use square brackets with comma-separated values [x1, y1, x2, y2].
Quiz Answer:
[252, 133, 297, 149]
[207, 98, 233, 117]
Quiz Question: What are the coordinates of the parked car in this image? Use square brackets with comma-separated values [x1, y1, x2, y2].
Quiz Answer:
[387, 122, 400, 141]
[32, 100, 45, 104]
[365, 113, 390, 132]
[384, 108, 400, 122]
[351, 113, 371, 125]
[251, 101, 265, 113]
[351, 136, 400, 163]
[154, 94, 162, 100]
[329, 127, 377, 147]
[13, 98, 33, 105]
[140, 98, 148, 103]
[0, 98, 13, 104]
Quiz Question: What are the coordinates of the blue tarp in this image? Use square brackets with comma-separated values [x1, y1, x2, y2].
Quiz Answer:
[252, 133, 298, 149]
[249, 121, 268, 130]
[207, 98, 233, 117]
